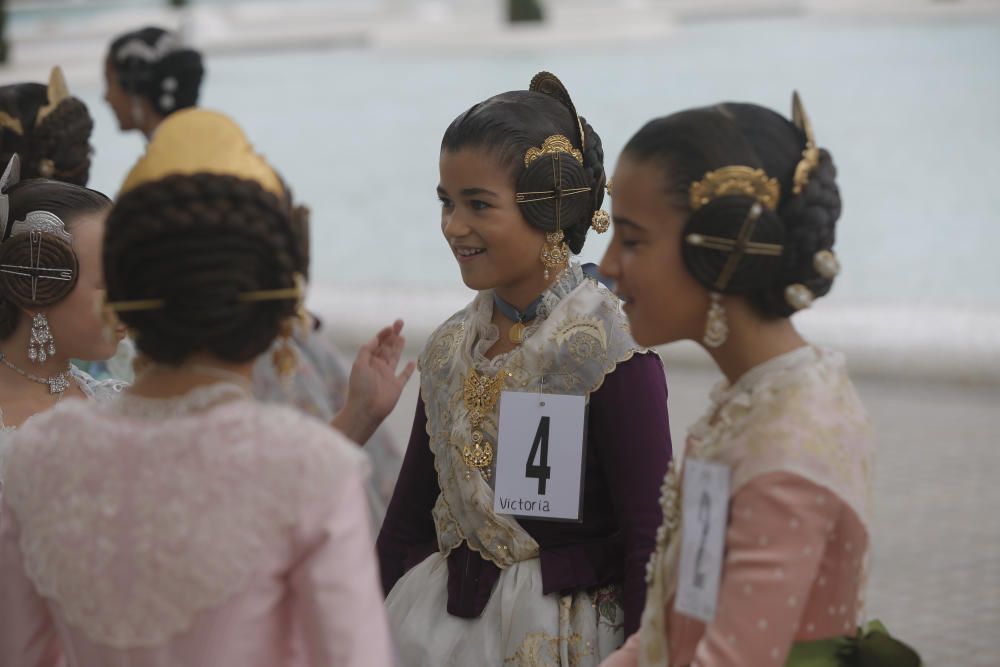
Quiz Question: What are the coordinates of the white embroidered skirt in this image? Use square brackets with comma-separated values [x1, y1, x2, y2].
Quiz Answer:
[386, 552, 624, 667]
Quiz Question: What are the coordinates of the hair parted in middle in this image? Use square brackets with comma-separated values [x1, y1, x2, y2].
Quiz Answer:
[441, 71, 606, 255]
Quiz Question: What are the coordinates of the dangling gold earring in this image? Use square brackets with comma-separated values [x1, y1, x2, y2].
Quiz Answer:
[540, 230, 570, 281]
[271, 274, 308, 383]
[702, 292, 728, 348]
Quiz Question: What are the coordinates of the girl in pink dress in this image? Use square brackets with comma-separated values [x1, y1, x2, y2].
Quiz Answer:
[0, 109, 394, 667]
[596, 96, 919, 666]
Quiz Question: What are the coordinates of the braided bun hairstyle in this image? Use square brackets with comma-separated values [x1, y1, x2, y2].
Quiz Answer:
[441, 71, 605, 254]
[0, 83, 94, 186]
[622, 101, 842, 318]
[108, 27, 204, 117]
[0, 179, 110, 339]
[103, 173, 307, 365]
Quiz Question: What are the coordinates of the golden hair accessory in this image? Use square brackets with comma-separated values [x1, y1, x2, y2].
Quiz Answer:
[523, 135, 584, 169]
[792, 91, 820, 195]
[591, 209, 610, 234]
[0, 112, 24, 136]
[119, 108, 284, 198]
[605, 178, 613, 198]
[528, 71, 586, 151]
[105, 272, 306, 313]
[35, 67, 71, 127]
[685, 202, 783, 291]
[689, 166, 780, 212]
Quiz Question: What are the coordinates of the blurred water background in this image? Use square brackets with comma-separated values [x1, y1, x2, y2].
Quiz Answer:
[5, 0, 1000, 383]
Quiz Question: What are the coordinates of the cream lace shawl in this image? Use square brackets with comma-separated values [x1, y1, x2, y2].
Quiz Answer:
[419, 265, 643, 568]
[637, 346, 874, 666]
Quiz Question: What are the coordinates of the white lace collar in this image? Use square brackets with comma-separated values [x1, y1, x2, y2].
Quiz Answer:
[470, 263, 586, 371]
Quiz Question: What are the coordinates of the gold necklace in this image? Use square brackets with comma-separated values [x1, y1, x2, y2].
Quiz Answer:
[462, 367, 507, 479]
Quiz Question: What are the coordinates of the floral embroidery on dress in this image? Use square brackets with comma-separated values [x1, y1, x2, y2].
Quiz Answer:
[3, 395, 367, 649]
[636, 346, 874, 667]
[593, 584, 625, 632]
[418, 264, 643, 569]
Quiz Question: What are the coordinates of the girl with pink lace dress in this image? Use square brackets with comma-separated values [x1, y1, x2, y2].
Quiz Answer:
[596, 97, 919, 666]
[0, 109, 393, 667]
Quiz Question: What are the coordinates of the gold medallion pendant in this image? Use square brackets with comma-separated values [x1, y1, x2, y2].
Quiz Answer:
[462, 368, 505, 478]
[509, 321, 526, 345]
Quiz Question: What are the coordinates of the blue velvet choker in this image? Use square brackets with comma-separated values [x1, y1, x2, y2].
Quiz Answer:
[493, 292, 544, 345]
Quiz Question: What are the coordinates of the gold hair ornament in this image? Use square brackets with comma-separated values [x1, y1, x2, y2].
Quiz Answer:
[591, 209, 610, 234]
[0, 112, 24, 136]
[792, 91, 820, 196]
[685, 202, 784, 291]
[120, 108, 284, 198]
[605, 178, 613, 198]
[35, 67, 71, 127]
[689, 166, 780, 212]
[523, 135, 583, 169]
[104, 272, 306, 313]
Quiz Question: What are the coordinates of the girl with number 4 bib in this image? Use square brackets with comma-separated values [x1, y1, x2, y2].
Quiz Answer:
[597, 98, 921, 667]
[376, 73, 673, 666]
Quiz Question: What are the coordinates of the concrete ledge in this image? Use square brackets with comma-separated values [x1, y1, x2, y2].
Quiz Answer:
[308, 284, 1000, 386]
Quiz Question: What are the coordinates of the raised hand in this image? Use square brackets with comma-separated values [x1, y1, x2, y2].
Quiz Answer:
[332, 319, 416, 445]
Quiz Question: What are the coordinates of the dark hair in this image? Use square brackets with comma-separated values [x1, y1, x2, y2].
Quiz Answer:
[103, 173, 307, 365]
[0, 179, 111, 339]
[108, 27, 205, 117]
[441, 73, 605, 254]
[0, 83, 94, 186]
[623, 102, 841, 318]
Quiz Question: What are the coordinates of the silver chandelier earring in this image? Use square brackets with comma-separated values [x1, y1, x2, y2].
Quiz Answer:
[702, 292, 729, 348]
[29, 313, 56, 363]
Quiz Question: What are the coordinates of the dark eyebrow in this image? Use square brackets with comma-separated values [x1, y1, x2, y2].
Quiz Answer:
[612, 215, 647, 232]
[436, 186, 499, 199]
[460, 187, 499, 198]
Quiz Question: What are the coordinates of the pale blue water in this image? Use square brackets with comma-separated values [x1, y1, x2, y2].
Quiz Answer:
[72, 15, 1000, 309]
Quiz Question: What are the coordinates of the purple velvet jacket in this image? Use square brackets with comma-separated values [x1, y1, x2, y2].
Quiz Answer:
[376, 352, 672, 636]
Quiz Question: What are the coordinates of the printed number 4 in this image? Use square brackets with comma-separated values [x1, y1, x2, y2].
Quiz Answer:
[525, 416, 552, 495]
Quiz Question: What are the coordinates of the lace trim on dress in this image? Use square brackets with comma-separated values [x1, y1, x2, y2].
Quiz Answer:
[636, 345, 873, 667]
[418, 266, 644, 569]
[471, 263, 586, 373]
[3, 398, 366, 649]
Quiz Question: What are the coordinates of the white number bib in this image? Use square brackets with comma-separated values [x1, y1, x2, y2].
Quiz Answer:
[493, 390, 587, 521]
[674, 458, 730, 622]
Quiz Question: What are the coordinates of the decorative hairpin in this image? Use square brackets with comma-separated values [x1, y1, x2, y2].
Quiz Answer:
[0, 112, 24, 136]
[0, 154, 20, 238]
[105, 272, 307, 314]
[115, 31, 183, 64]
[523, 135, 584, 169]
[35, 67, 72, 127]
[529, 71, 586, 153]
[689, 165, 780, 212]
[791, 91, 820, 196]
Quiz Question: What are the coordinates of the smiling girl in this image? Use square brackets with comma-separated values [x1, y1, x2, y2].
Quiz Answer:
[376, 72, 673, 666]
[596, 97, 916, 666]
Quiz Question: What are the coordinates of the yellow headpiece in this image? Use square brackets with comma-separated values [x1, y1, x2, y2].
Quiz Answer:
[119, 108, 284, 198]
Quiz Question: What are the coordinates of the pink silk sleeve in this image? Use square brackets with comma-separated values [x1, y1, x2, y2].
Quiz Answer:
[683, 471, 840, 667]
[289, 468, 395, 667]
[0, 500, 62, 667]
